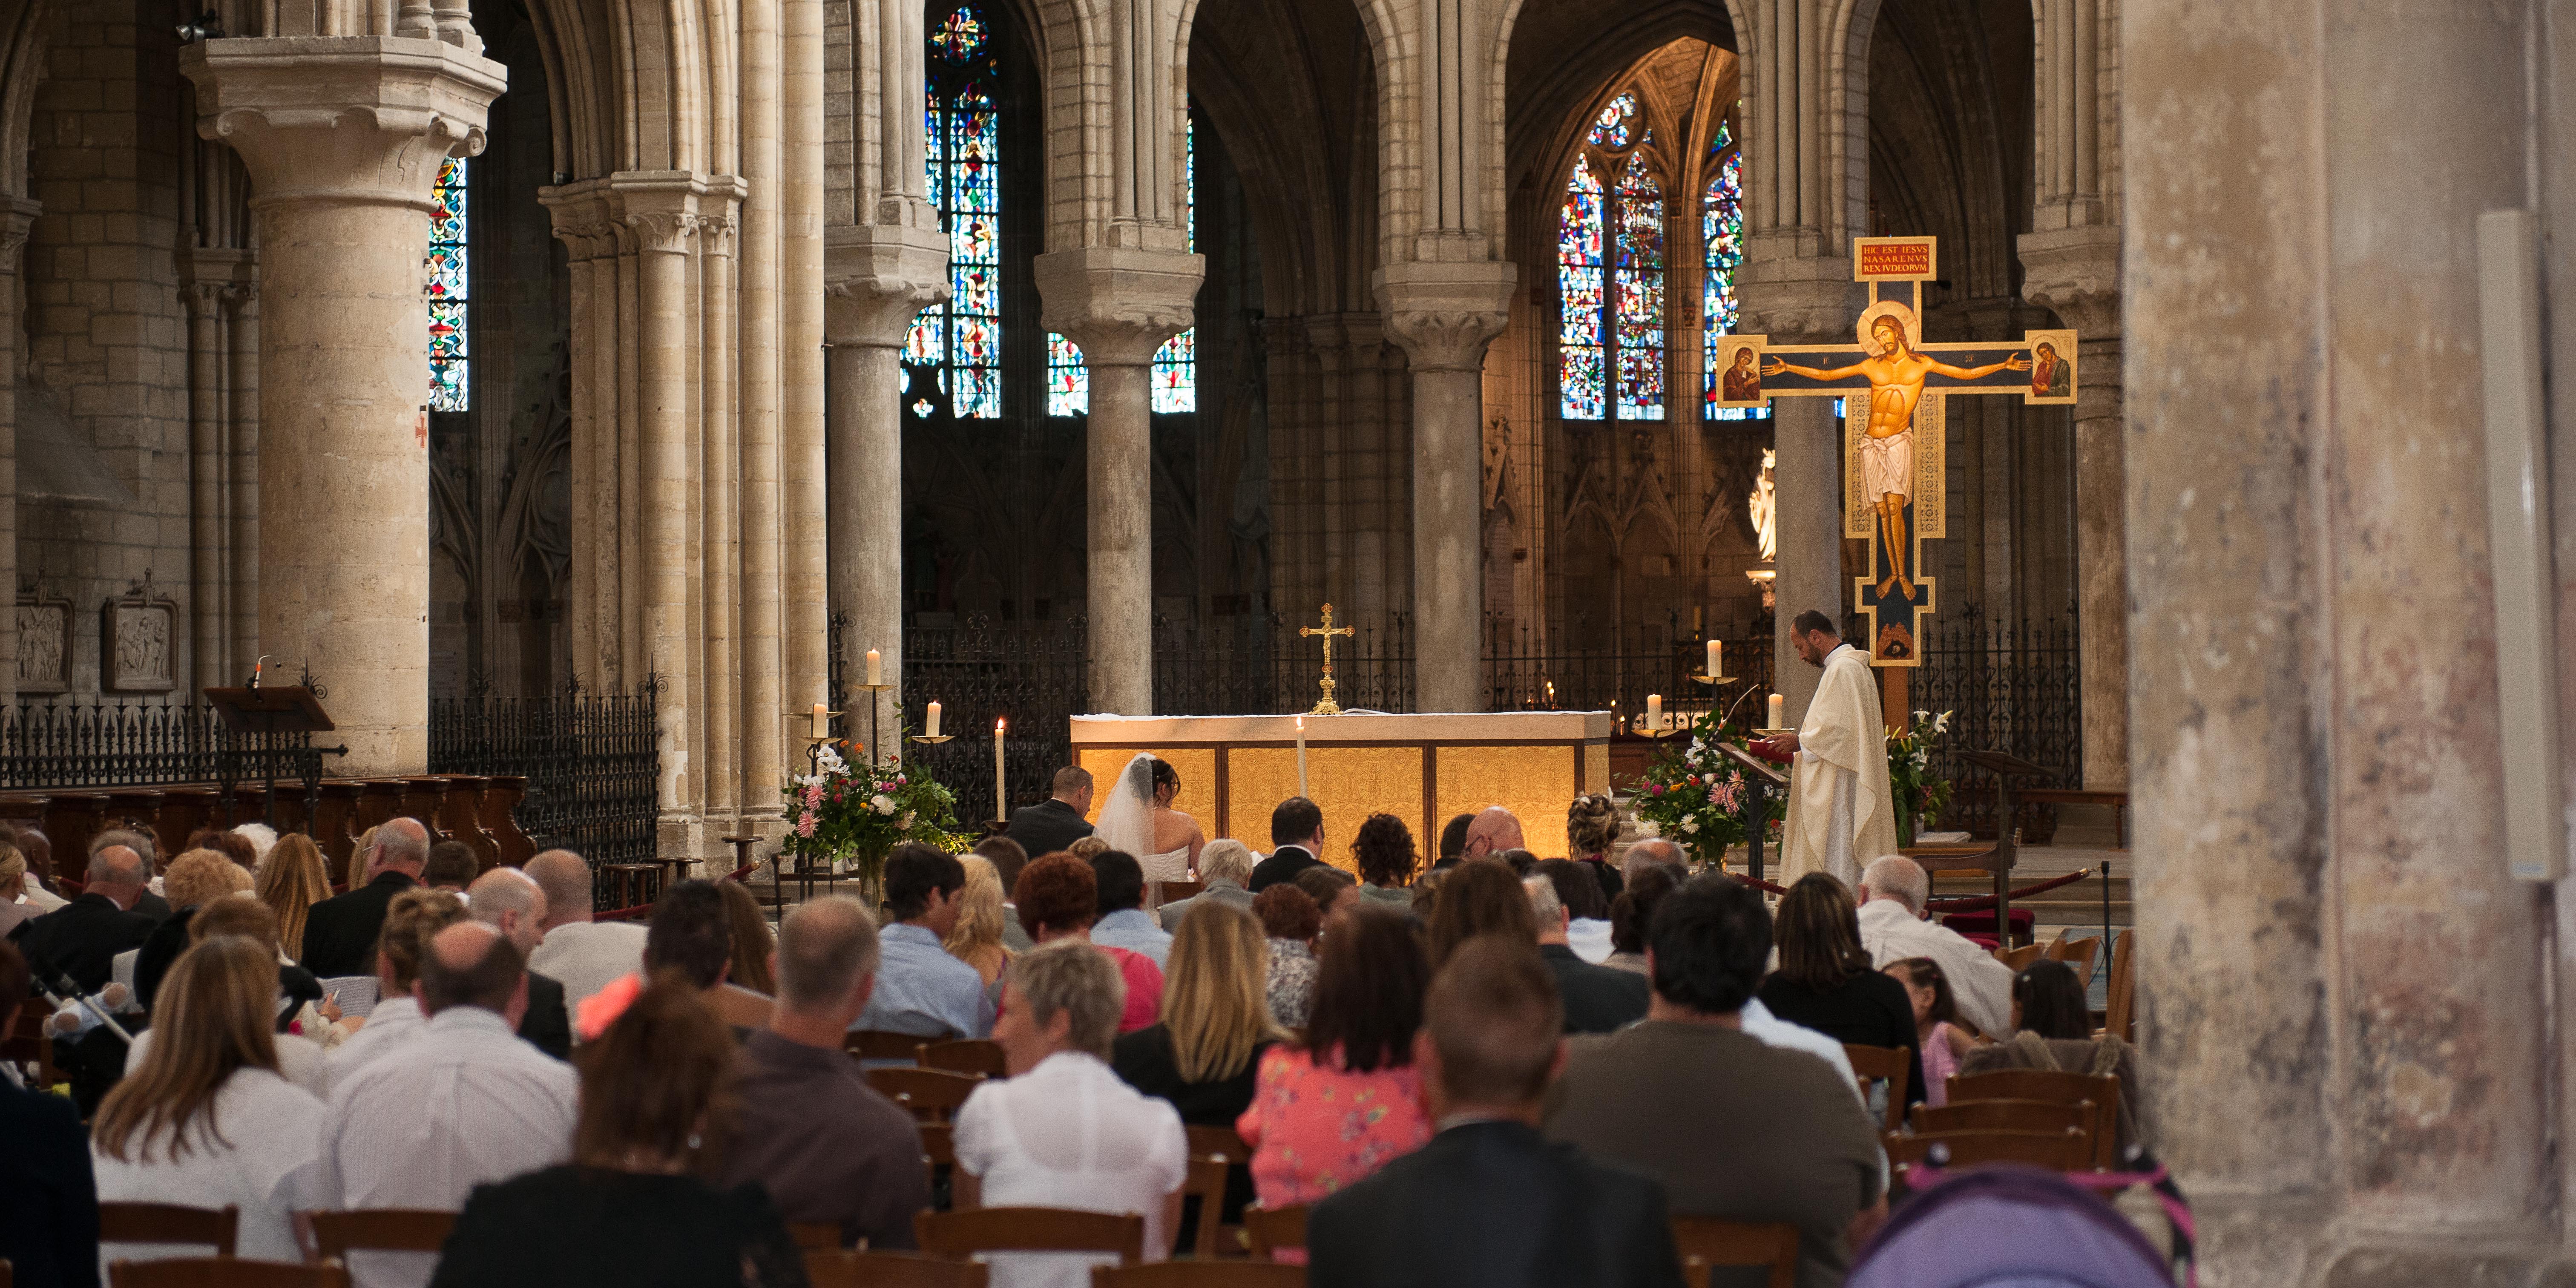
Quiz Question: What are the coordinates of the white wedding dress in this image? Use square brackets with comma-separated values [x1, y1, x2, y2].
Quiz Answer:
[1100, 753, 1195, 884]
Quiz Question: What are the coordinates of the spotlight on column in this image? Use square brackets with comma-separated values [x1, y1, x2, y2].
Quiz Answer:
[175, 9, 225, 42]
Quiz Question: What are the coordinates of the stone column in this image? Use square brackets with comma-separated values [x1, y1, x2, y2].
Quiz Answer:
[179, 36, 504, 776]
[738, 0, 785, 828]
[0, 198, 32, 707]
[184, 276, 229, 694]
[1036, 248, 1202, 716]
[1377, 262, 1513, 713]
[824, 223, 947, 750]
[783, 0, 831, 723]
[1738, 252, 1859, 723]
[2019, 230, 2121, 789]
[224, 273, 259, 680]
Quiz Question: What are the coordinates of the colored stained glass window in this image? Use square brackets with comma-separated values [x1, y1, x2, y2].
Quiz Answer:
[1558, 157, 1606, 419]
[1560, 103, 1665, 420]
[1702, 122, 1765, 421]
[907, 1, 1004, 419]
[1613, 148, 1664, 419]
[1587, 92, 1637, 149]
[1046, 332, 1087, 416]
[1150, 115, 1196, 414]
[427, 155, 467, 412]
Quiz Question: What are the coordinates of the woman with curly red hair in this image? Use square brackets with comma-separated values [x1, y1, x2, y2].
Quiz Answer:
[1015, 851, 1164, 1032]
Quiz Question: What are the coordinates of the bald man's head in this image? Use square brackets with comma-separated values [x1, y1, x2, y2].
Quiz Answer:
[370, 817, 430, 878]
[418, 920, 524, 1017]
[1463, 807, 1526, 858]
[1623, 838, 1685, 879]
[84, 845, 148, 907]
[467, 868, 549, 952]
[524, 850, 592, 930]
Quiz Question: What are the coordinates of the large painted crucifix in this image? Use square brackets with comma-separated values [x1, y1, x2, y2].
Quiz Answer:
[1716, 236, 2077, 691]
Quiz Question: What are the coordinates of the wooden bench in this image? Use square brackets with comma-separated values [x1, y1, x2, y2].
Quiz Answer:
[2018, 788, 2129, 848]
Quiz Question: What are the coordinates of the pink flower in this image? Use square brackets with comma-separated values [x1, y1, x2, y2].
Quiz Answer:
[796, 816, 816, 837]
[803, 783, 823, 807]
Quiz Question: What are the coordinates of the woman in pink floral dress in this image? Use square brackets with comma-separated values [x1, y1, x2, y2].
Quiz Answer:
[1236, 905, 1433, 1209]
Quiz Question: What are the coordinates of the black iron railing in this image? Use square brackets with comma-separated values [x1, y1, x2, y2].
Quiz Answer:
[0, 700, 326, 796]
[1483, 614, 1775, 724]
[428, 678, 661, 873]
[1917, 610, 2083, 837]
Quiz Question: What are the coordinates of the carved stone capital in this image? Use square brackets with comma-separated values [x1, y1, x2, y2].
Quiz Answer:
[1736, 245, 1866, 345]
[179, 36, 505, 211]
[540, 179, 618, 259]
[2017, 224, 2122, 337]
[823, 222, 952, 348]
[0, 196, 39, 265]
[610, 171, 710, 254]
[1374, 260, 1516, 372]
[1034, 247, 1205, 365]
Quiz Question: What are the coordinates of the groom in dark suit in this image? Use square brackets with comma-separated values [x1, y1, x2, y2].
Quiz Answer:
[1003, 766, 1096, 860]
[299, 818, 430, 978]
[1307, 937, 1685, 1288]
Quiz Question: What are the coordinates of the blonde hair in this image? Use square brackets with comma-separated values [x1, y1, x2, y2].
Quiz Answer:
[0, 841, 23, 895]
[1067, 836, 1112, 861]
[92, 935, 278, 1163]
[165, 848, 253, 910]
[1161, 901, 1281, 1082]
[1566, 793, 1619, 859]
[943, 855, 1012, 973]
[255, 834, 333, 961]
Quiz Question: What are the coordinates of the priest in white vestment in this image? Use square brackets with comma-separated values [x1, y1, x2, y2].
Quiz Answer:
[1757, 611, 1898, 890]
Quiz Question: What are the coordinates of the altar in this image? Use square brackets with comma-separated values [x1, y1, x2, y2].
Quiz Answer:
[1069, 711, 1616, 867]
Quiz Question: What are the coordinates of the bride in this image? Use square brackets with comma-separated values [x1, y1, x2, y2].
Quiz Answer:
[1094, 753, 1206, 894]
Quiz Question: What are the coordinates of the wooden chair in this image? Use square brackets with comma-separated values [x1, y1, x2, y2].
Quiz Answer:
[1840, 1044, 1910, 1133]
[921, 1039, 1009, 1078]
[1153, 880, 1206, 905]
[805, 1250, 988, 1288]
[1240, 1205, 1307, 1260]
[98, 1202, 238, 1257]
[1090, 1264, 1303, 1287]
[308, 1209, 455, 1262]
[1179, 1157, 1232, 1259]
[1667, 1218, 1799, 1288]
[1946, 1069, 2120, 1168]
[848, 1029, 932, 1064]
[109, 1260, 346, 1288]
[1183, 1126, 1253, 1167]
[915, 1208, 1145, 1266]
[1994, 943, 2045, 971]
[1909, 1097, 2093, 1140]
[2045, 932, 2102, 985]
[1886, 1127, 2091, 1170]
[2101, 931, 2136, 1044]
[869, 1067, 985, 1122]
[788, 1221, 845, 1251]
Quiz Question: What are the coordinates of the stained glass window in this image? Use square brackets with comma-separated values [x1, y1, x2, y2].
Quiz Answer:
[1560, 92, 1666, 420]
[907, 2, 1004, 419]
[1702, 122, 1765, 421]
[1149, 116, 1196, 413]
[1613, 149, 1665, 419]
[1557, 156, 1605, 419]
[427, 155, 468, 412]
[1046, 332, 1087, 416]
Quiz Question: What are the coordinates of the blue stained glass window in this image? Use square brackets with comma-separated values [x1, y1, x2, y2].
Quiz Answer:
[1558, 156, 1606, 419]
[1560, 102, 1665, 421]
[908, 3, 1005, 419]
[1046, 332, 1087, 416]
[427, 155, 467, 412]
[1702, 122, 1766, 421]
[1150, 115, 1196, 413]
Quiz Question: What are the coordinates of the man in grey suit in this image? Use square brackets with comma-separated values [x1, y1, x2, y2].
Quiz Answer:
[1157, 839, 1257, 931]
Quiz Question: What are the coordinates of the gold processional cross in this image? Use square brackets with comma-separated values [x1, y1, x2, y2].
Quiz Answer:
[1299, 604, 1356, 716]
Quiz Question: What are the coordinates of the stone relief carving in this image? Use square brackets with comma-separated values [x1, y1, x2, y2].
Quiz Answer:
[102, 573, 176, 693]
[15, 589, 68, 694]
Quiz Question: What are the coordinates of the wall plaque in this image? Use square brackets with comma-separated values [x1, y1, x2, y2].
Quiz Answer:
[15, 589, 67, 694]
[103, 574, 176, 693]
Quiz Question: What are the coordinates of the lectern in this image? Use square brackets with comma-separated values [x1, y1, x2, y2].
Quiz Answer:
[204, 686, 335, 829]
[1717, 742, 1789, 884]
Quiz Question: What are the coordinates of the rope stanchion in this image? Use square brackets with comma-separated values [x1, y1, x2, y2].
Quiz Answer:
[1925, 868, 2091, 914]
[595, 902, 651, 923]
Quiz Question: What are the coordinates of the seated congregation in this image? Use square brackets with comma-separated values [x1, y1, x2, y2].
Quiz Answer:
[0, 772, 2158, 1288]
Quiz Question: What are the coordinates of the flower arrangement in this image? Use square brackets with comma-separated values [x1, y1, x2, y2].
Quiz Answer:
[1631, 708, 1776, 864]
[1886, 708, 1955, 844]
[781, 738, 972, 889]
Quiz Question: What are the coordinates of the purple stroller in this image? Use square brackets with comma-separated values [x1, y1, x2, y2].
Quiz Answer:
[1846, 1164, 2181, 1288]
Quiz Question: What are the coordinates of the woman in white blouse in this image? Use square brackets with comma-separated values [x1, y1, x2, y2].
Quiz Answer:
[90, 932, 326, 1268]
[956, 939, 1189, 1288]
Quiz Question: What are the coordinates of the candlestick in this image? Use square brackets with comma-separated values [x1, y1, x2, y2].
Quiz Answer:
[994, 719, 1007, 815]
[926, 701, 942, 739]
[1706, 639, 1722, 679]
[1296, 715, 1309, 797]
[865, 649, 883, 687]
[1646, 694, 1662, 730]
[1768, 693, 1785, 731]
[809, 702, 828, 740]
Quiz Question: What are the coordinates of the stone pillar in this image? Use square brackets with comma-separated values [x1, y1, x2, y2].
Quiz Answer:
[0, 198, 32, 707]
[824, 222, 947, 750]
[179, 36, 504, 776]
[1377, 262, 1513, 713]
[1036, 248, 1202, 716]
[2020, 230, 2121, 789]
[739, 0, 785, 829]
[184, 276, 228, 694]
[224, 273, 259, 681]
[2128, 1, 2553, 1281]
[1738, 251, 1860, 723]
[783, 0, 831, 724]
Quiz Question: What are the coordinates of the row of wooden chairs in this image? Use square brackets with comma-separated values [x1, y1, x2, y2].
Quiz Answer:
[1837, 1045, 2124, 1169]
[846, 1032, 1010, 1078]
[96, 1202, 456, 1262]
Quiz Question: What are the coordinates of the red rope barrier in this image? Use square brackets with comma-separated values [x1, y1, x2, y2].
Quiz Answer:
[1926, 868, 2093, 913]
[595, 902, 651, 923]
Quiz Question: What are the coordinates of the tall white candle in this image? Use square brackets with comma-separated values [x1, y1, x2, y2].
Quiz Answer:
[810, 702, 827, 739]
[1646, 693, 1662, 730]
[926, 701, 942, 738]
[865, 649, 883, 687]
[1706, 639, 1722, 677]
[994, 719, 1007, 815]
[1768, 693, 1786, 730]
[1296, 715, 1309, 797]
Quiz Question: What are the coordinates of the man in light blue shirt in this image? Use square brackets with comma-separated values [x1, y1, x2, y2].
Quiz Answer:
[851, 843, 993, 1039]
[1087, 850, 1173, 969]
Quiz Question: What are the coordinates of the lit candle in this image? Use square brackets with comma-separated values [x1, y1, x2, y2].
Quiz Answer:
[994, 719, 1007, 815]
[1707, 639, 1723, 678]
[926, 701, 942, 738]
[810, 702, 827, 739]
[865, 649, 883, 687]
[1768, 693, 1786, 730]
[1296, 715, 1308, 797]
[1646, 693, 1662, 730]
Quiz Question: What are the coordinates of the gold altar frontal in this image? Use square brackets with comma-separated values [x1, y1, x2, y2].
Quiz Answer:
[1070, 712, 1616, 869]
